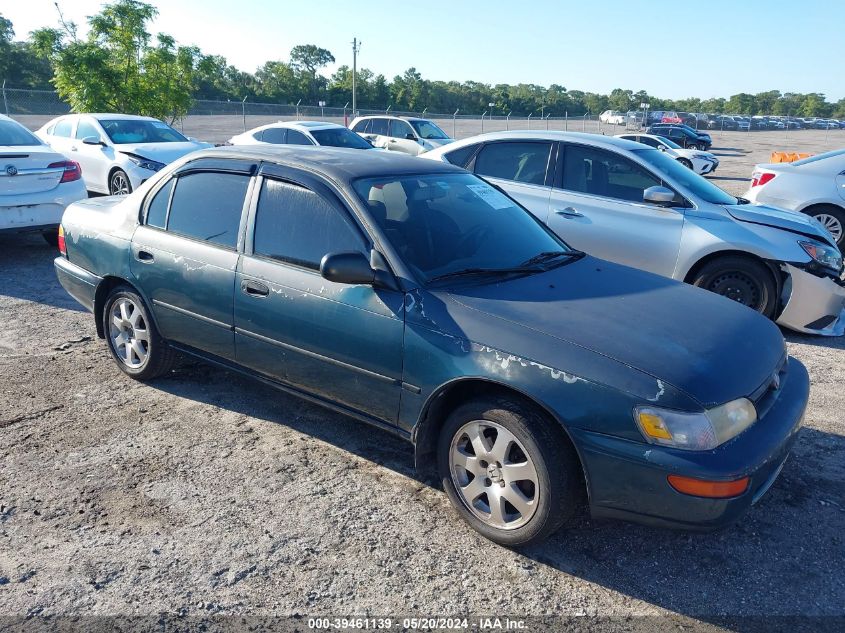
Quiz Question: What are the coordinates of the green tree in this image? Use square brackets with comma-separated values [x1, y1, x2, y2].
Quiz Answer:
[290, 44, 334, 103]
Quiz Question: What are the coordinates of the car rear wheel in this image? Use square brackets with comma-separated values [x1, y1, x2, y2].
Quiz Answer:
[109, 169, 132, 196]
[438, 396, 582, 546]
[691, 256, 777, 319]
[677, 158, 693, 169]
[103, 286, 176, 380]
[807, 205, 845, 248]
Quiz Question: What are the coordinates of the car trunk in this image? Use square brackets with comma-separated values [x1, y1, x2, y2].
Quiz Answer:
[0, 146, 64, 196]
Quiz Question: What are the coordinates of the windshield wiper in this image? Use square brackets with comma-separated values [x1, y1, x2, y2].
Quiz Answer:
[427, 265, 543, 284]
[520, 250, 586, 267]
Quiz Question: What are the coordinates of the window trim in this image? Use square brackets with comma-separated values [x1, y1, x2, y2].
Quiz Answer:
[471, 139, 556, 188]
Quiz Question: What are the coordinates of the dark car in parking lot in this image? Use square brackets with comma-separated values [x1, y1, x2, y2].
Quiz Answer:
[53, 146, 808, 546]
[647, 123, 712, 150]
[707, 115, 738, 131]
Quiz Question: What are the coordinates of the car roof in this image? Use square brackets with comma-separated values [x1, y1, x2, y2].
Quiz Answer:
[352, 115, 427, 122]
[187, 145, 463, 180]
[248, 120, 344, 133]
[431, 130, 648, 153]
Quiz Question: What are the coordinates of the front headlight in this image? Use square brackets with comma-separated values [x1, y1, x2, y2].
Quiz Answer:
[635, 398, 757, 451]
[127, 155, 165, 172]
[799, 240, 843, 270]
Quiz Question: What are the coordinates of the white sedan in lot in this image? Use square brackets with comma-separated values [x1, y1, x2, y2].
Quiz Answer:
[228, 120, 379, 150]
[599, 110, 626, 125]
[744, 149, 845, 249]
[36, 114, 211, 196]
[615, 133, 720, 175]
[0, 114, 87, 246]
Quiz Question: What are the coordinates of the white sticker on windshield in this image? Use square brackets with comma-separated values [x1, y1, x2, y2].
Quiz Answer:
[467, 184, 512, 210]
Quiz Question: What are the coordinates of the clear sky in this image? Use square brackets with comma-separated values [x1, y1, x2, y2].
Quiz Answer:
[4, 0, 843, 101]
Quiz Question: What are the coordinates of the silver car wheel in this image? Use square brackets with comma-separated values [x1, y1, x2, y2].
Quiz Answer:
[815, 214, 843, 243]
[110, 171, 131, 196]
[449, 420, 539, 530]
[108, 297, 150, 369]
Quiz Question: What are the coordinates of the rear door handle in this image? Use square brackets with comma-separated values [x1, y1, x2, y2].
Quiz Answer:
[241, 280, 269, 297]
[555, 207, 584, 217]
[135, 249, 155, 263]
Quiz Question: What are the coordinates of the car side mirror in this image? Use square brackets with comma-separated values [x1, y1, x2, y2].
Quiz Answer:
[658, 145, 666, 151]
[320, 252, 375, 285]
[82, 135, 104, 146]
[643, 186, 677, 207]
[405, 133, 417, 141]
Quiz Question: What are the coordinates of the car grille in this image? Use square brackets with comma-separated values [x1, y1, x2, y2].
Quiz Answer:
[749, 353, 788, 419]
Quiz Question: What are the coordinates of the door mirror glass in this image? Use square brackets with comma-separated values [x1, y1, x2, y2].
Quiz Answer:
[320, 252, 375, 285]
[82, 135, 103, 146]
[643, 186, 676, 207]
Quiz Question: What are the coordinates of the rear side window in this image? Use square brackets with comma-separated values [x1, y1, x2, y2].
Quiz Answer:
[562, 145, 661, 202]
[166, 172, 249, 249]
[146, 179, 173, 229]
[351, 119, 370, 133]
[253, 179, 366, 270]
[474, 142, 552, 186]
[286, 130, 313, 145]
[370, 118, 389, 136]
[442, 143, 479, 167]
[53, 119, 73, 137]
[261, 127, 287, 144]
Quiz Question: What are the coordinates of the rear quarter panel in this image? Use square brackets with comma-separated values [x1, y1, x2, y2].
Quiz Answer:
[61, 197, 138, 279]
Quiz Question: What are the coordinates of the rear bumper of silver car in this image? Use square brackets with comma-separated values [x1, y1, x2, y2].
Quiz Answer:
[775, 263, 845, 336]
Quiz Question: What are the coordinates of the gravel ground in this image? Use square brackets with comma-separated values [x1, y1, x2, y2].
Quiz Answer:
[1, 217, 844, 630]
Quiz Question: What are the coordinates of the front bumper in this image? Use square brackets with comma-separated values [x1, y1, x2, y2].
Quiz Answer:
[571, 357, 808, 530]
[775, 263, 845, 335]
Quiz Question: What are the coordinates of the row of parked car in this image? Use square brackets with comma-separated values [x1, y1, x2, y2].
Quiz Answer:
[3, 107, 840, 545]
[601, 109, 845, 131]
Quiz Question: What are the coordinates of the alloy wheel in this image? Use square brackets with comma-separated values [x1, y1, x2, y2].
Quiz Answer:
[108, 297, 149, 369]
[449, 420, 539, 530]
[814, 213, 843, 244]
[110, 172, 131, 196]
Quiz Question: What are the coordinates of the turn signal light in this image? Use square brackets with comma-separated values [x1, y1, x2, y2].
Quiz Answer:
[667, 474, 749, 499]
[57, 225, 66, 256]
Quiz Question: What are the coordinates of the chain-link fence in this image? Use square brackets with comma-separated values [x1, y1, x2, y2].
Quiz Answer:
[3, 85, 843, 145]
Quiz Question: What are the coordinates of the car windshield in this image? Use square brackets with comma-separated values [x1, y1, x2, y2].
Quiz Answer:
[655, 136, 682, 149]
[792, 149, 845, 167]
[0, 119, 41, 146]
[409, 120, 450, 140]
[310, 127, 373, 149]
[352, 172, 570, 282]
[100, 119, 188, 144]
[632, 148, 738, 205]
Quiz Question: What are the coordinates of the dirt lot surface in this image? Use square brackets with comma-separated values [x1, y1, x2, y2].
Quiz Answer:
[2, 205, 845, 630]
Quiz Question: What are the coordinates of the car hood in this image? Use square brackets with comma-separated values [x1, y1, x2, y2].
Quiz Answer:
[435, 257, 785, 407]
[115, 141, 212, 164]
[727, 203, 836, 246]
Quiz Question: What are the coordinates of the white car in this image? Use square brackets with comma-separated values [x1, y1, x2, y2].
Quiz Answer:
[349, 115, 454, 155]
[422, 131, 845, 335]
[615, 133, 719, 175]
[36, 114, 211, 196]
[599, 110, 626, 125]
[0, 114, 87, 246]
[228, 120, 379, 150]
[744, 149, 845, 249]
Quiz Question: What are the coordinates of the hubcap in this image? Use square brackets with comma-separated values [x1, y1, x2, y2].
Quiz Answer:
[108, 298, 149, 368]
[708, 271, 761, 309]
[814, 213, 843, 243]
[111, 173, 130, 196]
[449, 420, 539, 530]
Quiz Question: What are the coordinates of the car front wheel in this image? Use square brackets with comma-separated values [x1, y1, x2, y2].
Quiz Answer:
[103, 286, 176, 380]
[677, 158, 693, 169]
[691, 256, 777, 319]
[438, 396, 582, 546]
[109, 169, 132, 196]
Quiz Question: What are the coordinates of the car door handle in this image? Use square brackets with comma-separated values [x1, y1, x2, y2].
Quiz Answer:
[241, 280, 269, 297]
[555, 207, 584, 217]
[135, 249, 155, 263]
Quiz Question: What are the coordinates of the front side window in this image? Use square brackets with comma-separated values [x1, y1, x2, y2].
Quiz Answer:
[286, 129, 314, 146]
[409, 119, 449, 140]
[474, 142, 552, 186]
[53, 119, 73, 138]
[253, 179, 366, 270]
[261, 127, 287, 144]
[389, 119, 414, 139]
[166, 172, 249, 248]
[75, 120, 101, 141]
[100, 119, 187, 144]
[353, 172, 569, 281]
[562, 145, 662, 202]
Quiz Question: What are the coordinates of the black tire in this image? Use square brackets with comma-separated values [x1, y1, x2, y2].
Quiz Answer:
[691, 256, 777, 319]
[109, 169, 132, 196]
[437, 396, 583, 547]
[677, 158, 693, 170]
[102, 285, 176, 380]
[41, 230, 59, 248]
[805, 205, 845, 249]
